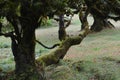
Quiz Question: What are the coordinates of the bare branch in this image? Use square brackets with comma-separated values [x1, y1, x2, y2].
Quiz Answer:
[35, 40, 60, 49]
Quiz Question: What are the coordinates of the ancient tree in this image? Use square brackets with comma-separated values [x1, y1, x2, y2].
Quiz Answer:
[84, 0, 120, 32]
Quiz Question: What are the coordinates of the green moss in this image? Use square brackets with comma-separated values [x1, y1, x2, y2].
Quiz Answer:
[0, 67, 2, 72]
[36, 52, 59, 66]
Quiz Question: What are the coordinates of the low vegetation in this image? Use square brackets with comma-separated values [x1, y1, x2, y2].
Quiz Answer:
[0, 26, 120, 80]
[45, 59, 120, 80]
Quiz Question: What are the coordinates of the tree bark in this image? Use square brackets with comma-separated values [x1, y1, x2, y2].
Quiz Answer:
[12, 25, 43, 80]
[79, 5, 89, 30]
[58, 15, 66, 41]
[91, 15, 115, 32]
[90, 15, 104, 32]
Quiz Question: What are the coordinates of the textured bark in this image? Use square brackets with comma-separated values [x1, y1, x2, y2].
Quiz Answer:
[58, 15, 67, 41]
[91, 15, 115, 32]
[90, 15, 104, 32]
[6, 1, 43, 79]
[11, 24, 42, 80]
[79, 5, 89, 30]
[2, 16, 42, 79]
[36, 22, 89, 66]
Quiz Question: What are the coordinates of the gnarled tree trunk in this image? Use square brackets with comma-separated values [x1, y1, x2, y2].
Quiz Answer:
[90, 15, 104, 32]
[91, 15, 115, 32]
[12, 24, 42, 80]
[79, 5, 89, 30]
[37, 22, 89, 66]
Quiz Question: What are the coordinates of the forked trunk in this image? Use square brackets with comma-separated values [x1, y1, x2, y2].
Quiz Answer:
[79, 6, 89, 30]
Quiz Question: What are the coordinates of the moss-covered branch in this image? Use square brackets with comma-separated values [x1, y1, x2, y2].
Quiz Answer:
[36, 22, 90, 66]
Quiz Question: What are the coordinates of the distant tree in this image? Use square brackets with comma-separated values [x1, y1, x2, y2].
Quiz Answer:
[84, 0, 120, 32]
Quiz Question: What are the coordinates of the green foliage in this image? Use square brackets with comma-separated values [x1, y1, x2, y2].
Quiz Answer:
[0, 56, 14, 72]
[0, 37, 10, 48]
[0, 17, 14, 33]
[0, 43, 10, 48]
[0, 67, 2, 72]
[40, 19, 52, 27]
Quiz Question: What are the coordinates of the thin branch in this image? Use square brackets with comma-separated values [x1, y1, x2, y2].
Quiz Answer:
[65, 15, 73, 28]
[108, 16, 120, 21]
[35, 40, 60, 49]
[0, 31, 17, 39]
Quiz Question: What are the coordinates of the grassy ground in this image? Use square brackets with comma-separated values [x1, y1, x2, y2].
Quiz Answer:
[0, 15, 120, 80]
[43, 28, 120, 80]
